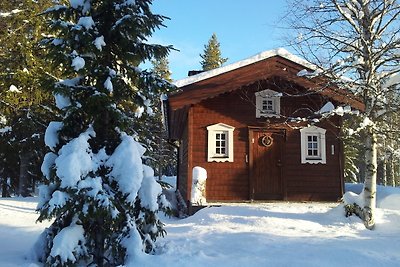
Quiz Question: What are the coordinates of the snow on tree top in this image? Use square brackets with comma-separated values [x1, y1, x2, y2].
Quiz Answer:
[174, 48, 316, 88]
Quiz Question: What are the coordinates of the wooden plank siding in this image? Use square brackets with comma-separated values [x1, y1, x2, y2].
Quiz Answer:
[177, 121, 189, 202]
[190, 97, 250, 200]
[282, 121, 343, 201]
[182, 79, 344, 202]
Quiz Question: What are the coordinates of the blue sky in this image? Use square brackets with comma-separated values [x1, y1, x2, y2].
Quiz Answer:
[148, 1, 290, 80]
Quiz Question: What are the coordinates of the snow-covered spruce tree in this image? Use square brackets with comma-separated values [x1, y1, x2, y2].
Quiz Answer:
[287, 0, 400, 229]
[35, 0, 173, 266]
[200, 33, 228, 71]
[0, 0, 55, 197]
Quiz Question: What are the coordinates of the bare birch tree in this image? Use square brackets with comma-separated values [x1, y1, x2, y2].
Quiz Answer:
[286, 0, 400, 229]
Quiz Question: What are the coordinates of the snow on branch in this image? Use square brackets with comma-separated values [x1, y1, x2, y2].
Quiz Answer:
[106, 134, 146, 204]
[297, 68, 322, 78]
[50, 219, 86, 264]
[55, 127, 95, 188]
[0, 9, 23, 17]
[44, 121, 63, 151]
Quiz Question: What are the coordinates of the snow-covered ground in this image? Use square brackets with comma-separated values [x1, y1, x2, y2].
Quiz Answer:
[1, 184, 400, 267]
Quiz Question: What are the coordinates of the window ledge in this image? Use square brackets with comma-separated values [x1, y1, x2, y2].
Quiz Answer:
[302, 160, 325, 164]
[257, 113, 280, 118]
[209, 157, 232, 163]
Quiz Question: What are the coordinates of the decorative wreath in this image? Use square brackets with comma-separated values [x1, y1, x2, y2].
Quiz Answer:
[261, 135, 273, 147]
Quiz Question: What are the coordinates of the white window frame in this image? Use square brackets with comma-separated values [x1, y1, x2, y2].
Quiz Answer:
[300, 126, 326, 164]
[207, 123, 235, 162]
[255, 89, 281, 118]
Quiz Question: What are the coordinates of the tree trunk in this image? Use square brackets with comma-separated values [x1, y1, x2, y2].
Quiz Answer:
[18, 153, 31, 197]
[158, 133, 162, 180]
[387, 152, 395, 187]
[395, 159, 399, 187]
[381, 156, 387, 186]
[1, 178, 9, 197]
[363, 129, 377, 229]
[358, 144, 366, 183]
[94, 217, 105, 267]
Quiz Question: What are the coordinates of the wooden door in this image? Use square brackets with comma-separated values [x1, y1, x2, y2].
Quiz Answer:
[249, 129, 284, 200]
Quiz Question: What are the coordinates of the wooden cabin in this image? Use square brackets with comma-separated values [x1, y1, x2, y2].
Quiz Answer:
[166, 49, 364, 210]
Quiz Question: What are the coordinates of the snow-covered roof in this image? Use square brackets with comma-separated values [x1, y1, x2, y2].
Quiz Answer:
[174, 48, 315, 88]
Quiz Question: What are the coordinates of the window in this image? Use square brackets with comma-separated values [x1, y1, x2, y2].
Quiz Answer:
[215, 132, 227, 156]
[307, 135, 319, 158]
[262, 99, 274, 113]
[207, 123, 235, 162]
[255, 89, 281, 118]
[300, 126, 326, 164]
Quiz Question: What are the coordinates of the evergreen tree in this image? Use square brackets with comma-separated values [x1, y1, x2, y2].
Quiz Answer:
[200, 33, 228, 71]
[0, 0, 55, 197]
[148, 56, 176, 179]
[151, 56, 172, 82]
[343, 118, 362, 183]
[35, 1, 173, 266]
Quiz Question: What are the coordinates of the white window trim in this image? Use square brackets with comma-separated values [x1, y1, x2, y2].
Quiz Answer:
[300, 126, 326, 164]
[207, 123, 235, 162]
[255, 89, 282, 118]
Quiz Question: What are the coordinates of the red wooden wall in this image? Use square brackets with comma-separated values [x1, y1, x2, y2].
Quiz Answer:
[177, 78, 344, 203]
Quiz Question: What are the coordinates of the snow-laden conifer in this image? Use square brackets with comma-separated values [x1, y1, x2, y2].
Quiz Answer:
[34, 0, 173, 266]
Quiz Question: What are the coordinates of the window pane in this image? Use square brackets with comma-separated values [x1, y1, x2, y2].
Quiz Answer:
[302, 128, 326, 163]
[262, 102, 267, 109]
[262, 98, 274, 112]
[306, 134, 321, 158]
[214, 131, 228, 156]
